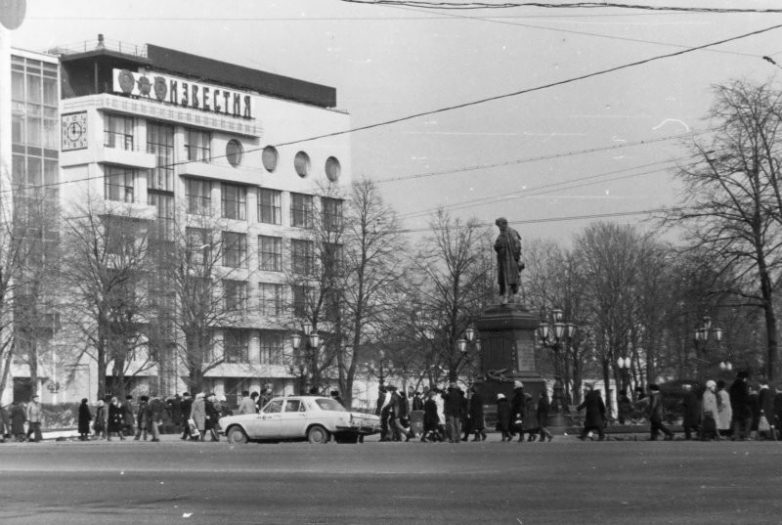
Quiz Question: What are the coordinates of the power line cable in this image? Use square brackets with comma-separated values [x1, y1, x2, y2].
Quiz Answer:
[340, 1, 782, 14]
[376, 127, 713, 185]
[270, 22, 782, 149]
[398, 155, 692, 220]
[386, 2, 765, 58]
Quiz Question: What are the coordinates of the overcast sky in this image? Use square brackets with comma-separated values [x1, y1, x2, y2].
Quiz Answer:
[8, 0, 782, 245]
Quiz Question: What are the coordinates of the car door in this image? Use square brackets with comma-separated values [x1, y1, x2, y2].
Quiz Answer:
[255, 398, 284, 439]
[279, 399, 308, 438]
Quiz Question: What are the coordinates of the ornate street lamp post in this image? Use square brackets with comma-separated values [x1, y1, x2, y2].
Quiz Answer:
[693, 315, 722, 381]
[458, 326, 481, 383]
[291, 320, 320, 394]
[537, 308, 576, 426]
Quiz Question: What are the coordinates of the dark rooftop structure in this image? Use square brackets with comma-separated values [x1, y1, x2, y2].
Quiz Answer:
[54, 35, 337, 108]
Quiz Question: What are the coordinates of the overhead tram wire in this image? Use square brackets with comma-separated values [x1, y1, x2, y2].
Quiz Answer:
[375, 127, 715, 185]
[340, 1, 782, 14]
[396, 207, 682, 234]
[6, 24, 773, 196]
[386, 3, 766, 59]
[270, 22, 782, 149]
[396, 154, 694, 221]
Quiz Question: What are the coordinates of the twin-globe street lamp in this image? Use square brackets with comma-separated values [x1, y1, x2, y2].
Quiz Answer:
[457, 326, 481, 382]
[291, 321, 320, 393]
[537, 309, 576, 425]
[693, 315, 724, 379]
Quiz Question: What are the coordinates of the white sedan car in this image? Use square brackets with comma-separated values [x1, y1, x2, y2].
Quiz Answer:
[219, 395, 380, 444]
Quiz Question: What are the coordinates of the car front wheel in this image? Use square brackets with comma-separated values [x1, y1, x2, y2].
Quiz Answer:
[226, 425, 248, 444]
[307, 425, 330, 444]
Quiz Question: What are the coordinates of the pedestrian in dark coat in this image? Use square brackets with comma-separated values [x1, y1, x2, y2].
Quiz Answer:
[0, 404, 9, 441]
[422, 391, 441, 442]
[78, 398, 92, 441]
[134, 396, 150, 441]
[729, 371, 751, 440]
[93, 400, 106, 439]
[522, 393, 539, 441]
[204, 393, 221, 441]
[107, 396, 125, 441]
[646, 384, 673, 440]
[758, 380, 776, 440]
[443, 383, 463, 443]
[510, 381, 527, 442]
[180, 393, 193, 440]
[11, 401, 26, 441]
[577, 384, 606, 440]
[496, 393, 512, 441]
[468, 386, 486, 441]
[680, 383, 701, 440]
[537, 390, 553, 442]
[122, 395, 135, 437]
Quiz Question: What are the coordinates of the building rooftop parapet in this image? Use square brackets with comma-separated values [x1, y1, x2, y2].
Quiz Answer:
[49, 37, 148, 60]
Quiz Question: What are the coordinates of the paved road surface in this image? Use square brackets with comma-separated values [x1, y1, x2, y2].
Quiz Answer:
[1, 436, 781, 524]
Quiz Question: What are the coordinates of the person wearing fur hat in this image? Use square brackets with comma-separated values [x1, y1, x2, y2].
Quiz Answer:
[510, 381, 527, 442]
[77, 398, 92, 441]
[443, 382, 463, 443]
[496, 393, 512, 441]
[107, 396, 126, 441]
[421, 389, 441, 442]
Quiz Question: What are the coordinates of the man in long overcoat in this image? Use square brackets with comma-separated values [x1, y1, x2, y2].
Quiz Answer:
[681, 383, 701, 440]
[577, 384, 606, 440]
[494, 217, 523, 304]
[468, 385, 486, 441]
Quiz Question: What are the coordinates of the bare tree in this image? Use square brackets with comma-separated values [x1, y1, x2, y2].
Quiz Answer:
[667, 80, 782, 381]
[337, 179, 407, 407]
[414, 210, 491, 383]
[0, 172, 62, 399]
[61, 200, 152, 399]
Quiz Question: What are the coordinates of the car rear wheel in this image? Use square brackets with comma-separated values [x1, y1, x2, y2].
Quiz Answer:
[307, 425, 330, 444]
[226, 426, 248, 444]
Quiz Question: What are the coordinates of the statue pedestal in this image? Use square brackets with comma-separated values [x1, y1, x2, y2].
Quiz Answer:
[474, 303, 546, 428]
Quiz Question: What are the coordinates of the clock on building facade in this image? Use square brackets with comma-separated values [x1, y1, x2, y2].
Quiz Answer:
[61, 112, 88, 151]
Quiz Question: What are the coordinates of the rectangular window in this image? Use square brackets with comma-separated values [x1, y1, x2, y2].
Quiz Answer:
[258, 282, 284, 317]
[290, 193, 313, 228]
[104, 217, 141, 256]
[321, 197, 343, 232]
[104, 114, 135, 150]
[222, 231, 247, 268]
[186, 227, 210, 266]
[292, 285, 310, 318]
[322, 242, 344, 278]
[223, 279, 248, 312]
[186, 179, 212, 216]
[258, 189, 282, 225]
[291, 239, 315, 275]
[147, 122, 175, 192]
[221, 183, 246, 221]
[184, 128, 211, 162]
[104, 166, 135, 203]
[223, 329, 249, 364]
[258, 235, 283, 272]
[259, 332, 285, 365]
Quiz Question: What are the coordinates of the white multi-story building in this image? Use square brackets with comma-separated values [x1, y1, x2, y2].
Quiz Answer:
[3, 37, 351, 405]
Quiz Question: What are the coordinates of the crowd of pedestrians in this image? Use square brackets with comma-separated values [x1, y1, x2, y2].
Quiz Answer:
[2, 371, 781, 444]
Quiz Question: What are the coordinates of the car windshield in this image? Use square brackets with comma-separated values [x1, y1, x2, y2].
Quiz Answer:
[315, 398, 346, 412]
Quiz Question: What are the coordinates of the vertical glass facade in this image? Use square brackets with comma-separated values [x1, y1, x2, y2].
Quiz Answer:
[11, 55, 59, 208]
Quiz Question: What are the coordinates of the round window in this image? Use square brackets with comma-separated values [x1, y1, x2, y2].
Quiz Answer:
[294, 151, 311, 178]
[262, 146, 279, 173]
[226, 139, 243, 167]
[325, 157, 341, 182]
